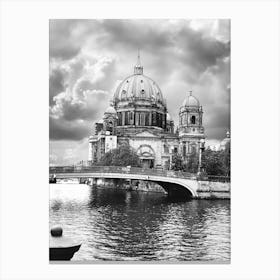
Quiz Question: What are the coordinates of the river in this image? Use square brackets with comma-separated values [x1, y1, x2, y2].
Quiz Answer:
[50, 183, 230, 262]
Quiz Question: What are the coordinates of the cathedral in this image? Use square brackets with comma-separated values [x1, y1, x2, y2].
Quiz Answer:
[88, 53, 205, 169]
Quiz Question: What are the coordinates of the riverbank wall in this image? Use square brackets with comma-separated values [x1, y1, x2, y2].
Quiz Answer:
[88, 178, 166, 193]
[88, 178, 230, 199]
[196, 180, 230, 199]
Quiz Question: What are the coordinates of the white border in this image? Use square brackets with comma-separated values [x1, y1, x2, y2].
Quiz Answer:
[1, 0, 280, 279]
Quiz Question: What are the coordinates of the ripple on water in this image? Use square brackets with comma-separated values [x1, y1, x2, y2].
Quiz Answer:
[50, 184, 230, 262]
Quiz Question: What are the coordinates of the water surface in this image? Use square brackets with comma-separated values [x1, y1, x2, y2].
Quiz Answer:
[50, 183, 230, 262]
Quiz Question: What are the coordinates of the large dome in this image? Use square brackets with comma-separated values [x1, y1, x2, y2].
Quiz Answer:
[110, 52, 168, 132]
[114, 74, 164, 104]
[113, 51, 165, 106]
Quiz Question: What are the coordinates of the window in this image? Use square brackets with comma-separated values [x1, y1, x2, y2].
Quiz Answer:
[121, 90, 127, 99]
[140, 113, 145, 126]
[191, 145, 196, 153]
[129, 112, 134, 125]
[183, 145, 186, 157]
[191, 115, 196, 124]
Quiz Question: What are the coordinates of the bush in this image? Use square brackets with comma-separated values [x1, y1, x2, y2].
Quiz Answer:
[98, 144, 141, 167]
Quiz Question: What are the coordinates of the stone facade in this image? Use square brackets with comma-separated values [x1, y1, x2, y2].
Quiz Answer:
[88, 54, 205, 169]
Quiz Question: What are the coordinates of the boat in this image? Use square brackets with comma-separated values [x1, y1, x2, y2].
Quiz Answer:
[49, 226, 81, 261]
[49, 175, 57, 184]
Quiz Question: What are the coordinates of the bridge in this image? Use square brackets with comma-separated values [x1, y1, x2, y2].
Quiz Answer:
[49, 166, 230, 198]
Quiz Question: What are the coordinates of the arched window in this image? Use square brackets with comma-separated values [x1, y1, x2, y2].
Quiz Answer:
[191, 145, 196, 153]
[191, 115, 196, 124]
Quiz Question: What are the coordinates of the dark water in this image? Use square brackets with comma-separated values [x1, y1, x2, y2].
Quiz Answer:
[50, 184, 230, 262]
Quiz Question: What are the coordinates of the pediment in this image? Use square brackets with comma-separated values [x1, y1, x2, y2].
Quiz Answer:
[135, 131, 159, 138]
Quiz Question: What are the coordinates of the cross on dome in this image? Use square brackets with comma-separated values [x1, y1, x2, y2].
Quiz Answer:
[134, 49, 143, 75]
[137, 48, 141, 65]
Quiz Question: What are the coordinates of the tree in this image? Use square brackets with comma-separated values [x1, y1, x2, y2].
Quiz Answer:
[98, 144, 141, 167]
[202, 147, 230, 176]
[185, 151, 199, 173]
[171, 154, 185, 171]
[222, 142, 231, 176]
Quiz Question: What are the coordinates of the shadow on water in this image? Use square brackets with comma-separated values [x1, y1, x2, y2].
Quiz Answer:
[87, 185, 196, 209]
[50, 184, 230, 261]
[88, 186, 166, 208]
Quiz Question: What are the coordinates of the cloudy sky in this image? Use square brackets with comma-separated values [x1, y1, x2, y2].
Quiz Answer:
[49, 19, 230, 165]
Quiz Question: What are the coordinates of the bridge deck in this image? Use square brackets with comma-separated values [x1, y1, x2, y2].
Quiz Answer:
[49, 166, 230, 182]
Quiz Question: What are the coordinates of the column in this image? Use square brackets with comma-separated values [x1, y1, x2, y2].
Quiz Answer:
[122, 111, 125, 126]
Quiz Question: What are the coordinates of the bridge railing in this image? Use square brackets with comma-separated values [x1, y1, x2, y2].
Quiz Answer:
[49, 165, 196, 179]
[200, 175, 231, 183]
[49, 165, 230, 182]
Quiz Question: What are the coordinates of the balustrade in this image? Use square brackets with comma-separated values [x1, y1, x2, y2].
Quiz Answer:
[49, 165, 230, 182]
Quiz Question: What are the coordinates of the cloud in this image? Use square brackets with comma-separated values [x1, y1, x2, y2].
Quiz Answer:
[49, 117, 90, 141]
[49, 68, 65, 105]
[49, 20, 83, 60]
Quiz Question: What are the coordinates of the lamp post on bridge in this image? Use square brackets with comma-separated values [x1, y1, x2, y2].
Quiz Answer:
[197, 139, 205, 176]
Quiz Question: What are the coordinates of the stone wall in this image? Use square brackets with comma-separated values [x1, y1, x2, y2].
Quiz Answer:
[89, 178, 166, 194]
[196, 180, 230, 199]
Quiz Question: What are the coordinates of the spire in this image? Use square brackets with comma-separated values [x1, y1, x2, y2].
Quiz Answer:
[134, 49, 143, 75]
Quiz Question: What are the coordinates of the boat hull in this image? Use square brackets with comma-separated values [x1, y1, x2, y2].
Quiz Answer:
[49, 244, 81, 261]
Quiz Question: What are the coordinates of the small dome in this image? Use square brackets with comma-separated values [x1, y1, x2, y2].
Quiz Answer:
[220, 130, 230, 150]
[105, 106, 116, 114]
[182, 91, 200, 107]
[166, 113, 173, 122]
[226, 131, 230, 138]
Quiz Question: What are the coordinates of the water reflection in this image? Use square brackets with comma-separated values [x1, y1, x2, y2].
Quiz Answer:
[50, 184, 230, 262]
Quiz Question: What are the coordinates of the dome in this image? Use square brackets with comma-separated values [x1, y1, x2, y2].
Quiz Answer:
[182, 91, 200, 107]
[114, 74, 164, 103]
[113, 51, 165, 105]
[220, 131, 230, 150]
[166, 113, 173, 122]
[105, 106, 116, 114]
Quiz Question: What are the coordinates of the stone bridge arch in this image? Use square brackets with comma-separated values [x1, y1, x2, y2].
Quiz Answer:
[145, 176, 198, 198]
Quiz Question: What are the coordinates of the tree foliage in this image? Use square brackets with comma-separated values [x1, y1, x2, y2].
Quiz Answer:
[98, 144, 141, 167]
[171, 142, 230, 176]
[185, 151, 199, 173]
[171, 154, 186, 171]
[202, 143, 230, 176]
